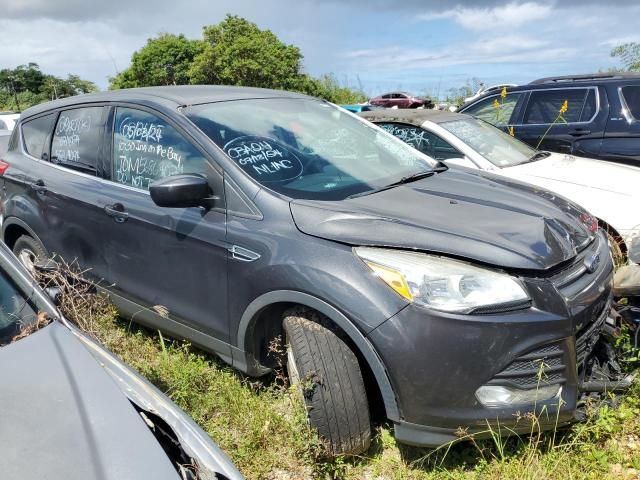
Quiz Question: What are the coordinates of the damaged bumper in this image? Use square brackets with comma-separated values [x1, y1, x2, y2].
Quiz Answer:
[369, 232, 622, 448]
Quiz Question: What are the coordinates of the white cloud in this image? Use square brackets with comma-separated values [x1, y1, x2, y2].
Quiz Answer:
[419, 1, 553, 30]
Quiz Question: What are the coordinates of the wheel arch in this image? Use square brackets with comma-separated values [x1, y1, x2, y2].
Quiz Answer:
[2, 217, 45, 251]
[235, 290, 401, 422]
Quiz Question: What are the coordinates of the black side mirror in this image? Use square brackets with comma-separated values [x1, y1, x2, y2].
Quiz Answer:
[149, 174, 214, 209]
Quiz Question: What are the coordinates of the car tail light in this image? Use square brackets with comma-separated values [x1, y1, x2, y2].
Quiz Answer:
[0, 160, 9, 175]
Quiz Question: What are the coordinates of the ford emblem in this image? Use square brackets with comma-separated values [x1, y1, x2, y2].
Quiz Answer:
[583, 253, 600, 273]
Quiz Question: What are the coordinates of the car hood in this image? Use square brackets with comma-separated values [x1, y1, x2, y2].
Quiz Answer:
[290, 168, 593, 271]
[0, 322, 180, 480]
[506, 153, 640, 195]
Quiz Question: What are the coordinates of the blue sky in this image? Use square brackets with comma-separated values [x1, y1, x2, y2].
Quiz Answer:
[1, 0, 639, 98]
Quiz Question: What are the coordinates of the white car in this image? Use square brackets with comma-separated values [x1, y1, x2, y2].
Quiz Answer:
[0, 112, 20, 131]
[361, 109, 640, 268]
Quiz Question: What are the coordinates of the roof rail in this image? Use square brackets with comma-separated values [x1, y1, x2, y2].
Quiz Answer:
[529, 72, 640, 84]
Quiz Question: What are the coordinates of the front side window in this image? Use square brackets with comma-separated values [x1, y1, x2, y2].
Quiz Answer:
[112, 108, 207, 190]
[523, 88, 592, 124]
[21, 113, 56, 160]
[377, 122, 461, 160]
[186, 98, 437, 200]
[440, 117, 536, 167]
[463, 93, 523, 126]
[51, 107, 105, 175]
[621, 85, 640, 120]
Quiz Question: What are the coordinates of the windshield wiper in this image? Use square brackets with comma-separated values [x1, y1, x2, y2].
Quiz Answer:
[347, 163, 448, 199]
[521, 151, 552, 164]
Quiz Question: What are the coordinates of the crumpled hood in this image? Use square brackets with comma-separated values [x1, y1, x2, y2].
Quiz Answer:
[291, 168, 593, 271]
[507, 153, 640, 195]
[0, 322, 179, 480]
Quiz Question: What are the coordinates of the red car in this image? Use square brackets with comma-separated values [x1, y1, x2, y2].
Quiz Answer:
[369, 92, 427, 109]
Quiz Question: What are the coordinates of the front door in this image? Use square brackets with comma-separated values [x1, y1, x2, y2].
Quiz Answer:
[100, 106, 229, 344]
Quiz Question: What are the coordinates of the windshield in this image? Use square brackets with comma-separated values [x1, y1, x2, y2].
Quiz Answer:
[439, 118, 536, 167]
[0, 270, 38, 346]
[185, 98, 437, 200]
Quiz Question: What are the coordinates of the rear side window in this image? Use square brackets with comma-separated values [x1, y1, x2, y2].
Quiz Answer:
[112, 107, 207, 190]
[0, 135, 9, 157]
[0, 120, 7, 130]
[523, 88, 593, 124]
[21, 113, 56, 160]
[463, 93, 523, 126]
[51, 107, 105, 175]
[621, 86, 640, 120]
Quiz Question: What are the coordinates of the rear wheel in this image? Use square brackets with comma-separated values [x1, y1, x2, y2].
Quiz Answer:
[283, 309, 371, 456]
[13, 235, 47, 275]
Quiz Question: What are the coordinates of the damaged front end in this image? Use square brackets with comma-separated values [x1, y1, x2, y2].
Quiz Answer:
[72, 328, 244, 480]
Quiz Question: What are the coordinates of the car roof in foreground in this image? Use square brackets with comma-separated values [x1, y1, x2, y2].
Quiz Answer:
[360, 109, 469, 127]
[21, 85, 311, 120]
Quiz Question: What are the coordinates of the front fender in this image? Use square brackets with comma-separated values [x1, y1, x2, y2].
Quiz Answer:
[234, 289, 401, 422]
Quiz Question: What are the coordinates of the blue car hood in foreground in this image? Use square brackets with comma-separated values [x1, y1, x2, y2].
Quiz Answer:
[291, 168, 593, 271]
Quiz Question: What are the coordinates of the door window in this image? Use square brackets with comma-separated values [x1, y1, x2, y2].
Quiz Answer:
[523, 88, 592, 124]
[112, 107, 207, 190]
[21, 113, 56, 160]
[51, 107, 105, 175]
[463, 93, 523, 126]
[621, 86, 640, 120]
[377, 122, 461, 159]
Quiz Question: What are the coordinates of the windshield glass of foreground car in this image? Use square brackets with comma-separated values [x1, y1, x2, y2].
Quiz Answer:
[440, 118, 537, 168]
[0, 271, 38, 345]
[186, 98, 437, 200]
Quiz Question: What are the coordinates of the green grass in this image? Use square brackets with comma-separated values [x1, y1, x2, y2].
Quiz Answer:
[92, 309, 640, 480]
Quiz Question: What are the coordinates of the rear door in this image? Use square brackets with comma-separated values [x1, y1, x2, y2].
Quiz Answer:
[599, 83, 640, 166]
[100, 105, 230, 344]
[513, 87, 606, 155]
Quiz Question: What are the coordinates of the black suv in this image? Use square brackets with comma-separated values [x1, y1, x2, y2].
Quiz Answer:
[0, 86, 613, 455]
[459, 73, 640, 166]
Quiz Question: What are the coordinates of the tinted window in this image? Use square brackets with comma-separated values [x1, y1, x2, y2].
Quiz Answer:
[581, 89, 597, 121]
[0, 120, 7, 130]
[377, 122, 461, 160]
[621, 86, 640, 120]
[21, 113, 56, 160]
[51, 107, 105, 174]
[186, 98, 437, 200]
[464, 93, 522, 126]
[523, 88, 591, 124]
[112, 107, 207, 191]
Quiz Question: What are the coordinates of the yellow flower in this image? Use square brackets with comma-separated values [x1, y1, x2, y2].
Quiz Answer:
[493, 99, 500, 109]
[501, 86, 507, 99]
[559, 100, 568, 114]
[508, 126, 515, 137]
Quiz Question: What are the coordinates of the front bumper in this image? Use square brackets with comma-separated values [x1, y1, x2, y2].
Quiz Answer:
[368, 232, 614, 447]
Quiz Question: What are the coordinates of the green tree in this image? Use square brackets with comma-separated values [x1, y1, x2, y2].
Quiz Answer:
[110, 34, 204, 89]
[189, 15, 303, 90]
[295, 74, 367, 104]
[611, 42, 640, 72]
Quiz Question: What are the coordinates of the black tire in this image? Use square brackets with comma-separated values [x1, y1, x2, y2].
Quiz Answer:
[13, 235, 47, 274]
[283, 309, 371, 456]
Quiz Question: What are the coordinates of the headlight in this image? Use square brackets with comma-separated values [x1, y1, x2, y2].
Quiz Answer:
[355, 247, 529, 314]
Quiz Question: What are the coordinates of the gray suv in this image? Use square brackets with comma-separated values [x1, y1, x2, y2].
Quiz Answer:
[0, 86, 613, 455]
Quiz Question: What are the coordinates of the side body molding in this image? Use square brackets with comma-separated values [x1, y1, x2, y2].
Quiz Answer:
[234, 290, 401, 422]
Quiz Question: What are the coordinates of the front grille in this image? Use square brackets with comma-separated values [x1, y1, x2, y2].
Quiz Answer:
[489, 342, 566, 390]
[576, 304, 608, 366]
[551, 235, 605, 299]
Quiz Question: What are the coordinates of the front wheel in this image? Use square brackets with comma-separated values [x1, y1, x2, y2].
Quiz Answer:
[283, 309, 371, 456]
[13, 235, 48, 275]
